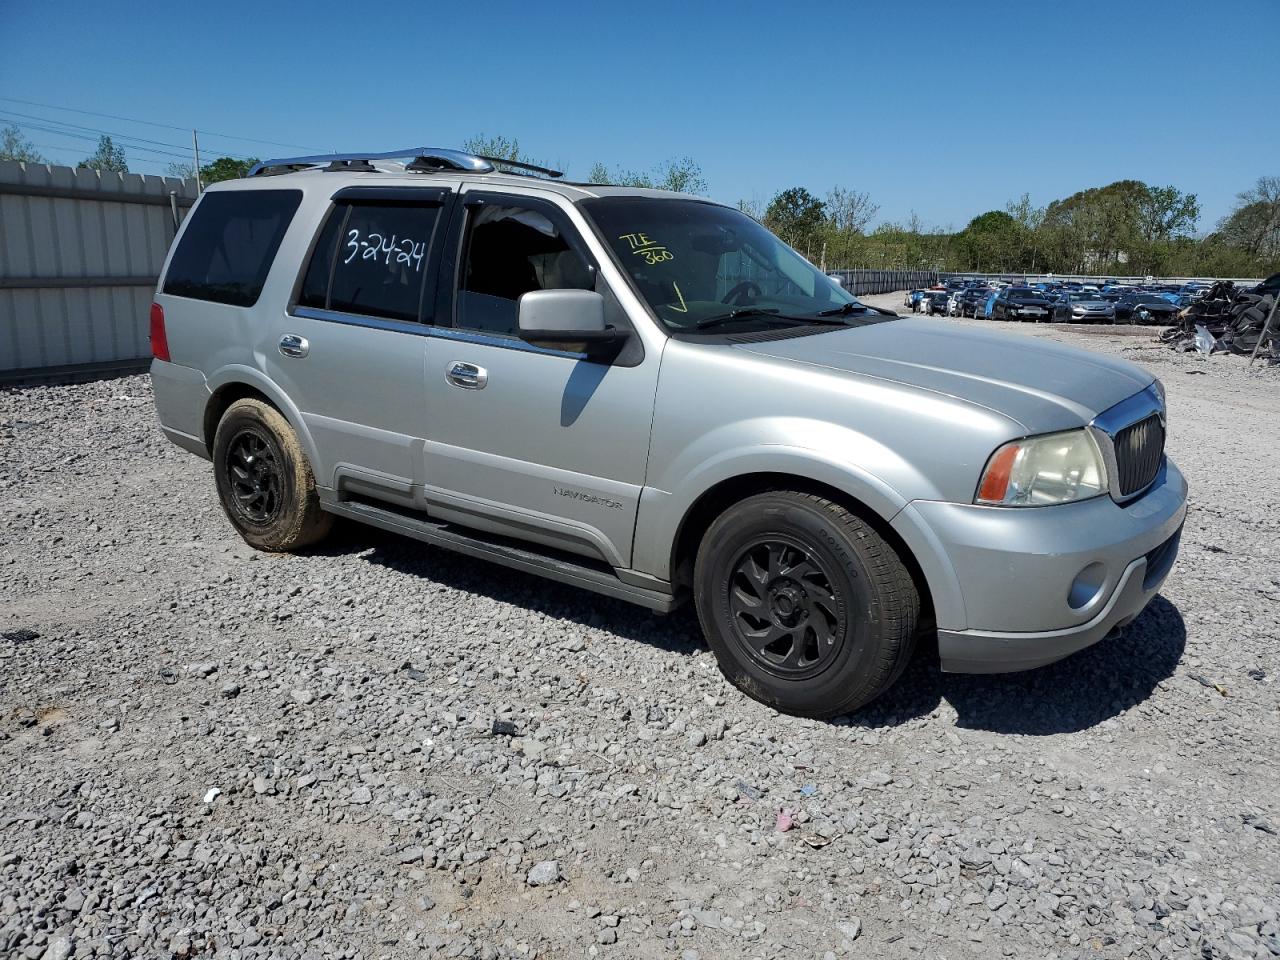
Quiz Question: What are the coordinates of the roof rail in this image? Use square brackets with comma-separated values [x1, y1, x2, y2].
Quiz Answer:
[247, 147, 563, 179]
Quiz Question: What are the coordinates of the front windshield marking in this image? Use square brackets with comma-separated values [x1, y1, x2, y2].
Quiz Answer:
[579, 198, 889, 336]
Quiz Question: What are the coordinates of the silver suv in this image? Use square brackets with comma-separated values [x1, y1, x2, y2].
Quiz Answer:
[149, 147, 1186, 717]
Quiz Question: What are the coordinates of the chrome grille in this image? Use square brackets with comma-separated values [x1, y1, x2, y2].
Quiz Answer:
[1113, 414, 1164, 497]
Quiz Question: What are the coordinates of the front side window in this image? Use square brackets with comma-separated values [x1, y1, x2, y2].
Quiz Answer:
[456, 201, 595, 336]
[580, 198, 880, 336]
[298, 200, 443, 322]
[164, 189, 302, 306]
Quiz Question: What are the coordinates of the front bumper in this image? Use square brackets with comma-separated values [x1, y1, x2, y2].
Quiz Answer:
[894, 458, 1187, 673]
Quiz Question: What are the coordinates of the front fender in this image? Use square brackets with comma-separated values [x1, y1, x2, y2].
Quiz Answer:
[632, 418, 940, 582]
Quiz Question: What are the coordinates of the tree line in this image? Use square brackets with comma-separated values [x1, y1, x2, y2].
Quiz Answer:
[4, 124, 1276, 278]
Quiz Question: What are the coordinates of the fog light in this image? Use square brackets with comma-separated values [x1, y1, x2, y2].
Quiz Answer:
[1068, 562, 1106, 611]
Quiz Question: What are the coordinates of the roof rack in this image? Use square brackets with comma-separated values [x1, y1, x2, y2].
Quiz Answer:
[247, 147, 563, 179]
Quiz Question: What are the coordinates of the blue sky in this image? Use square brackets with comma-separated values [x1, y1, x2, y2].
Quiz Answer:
[1, 0, 1272, 231]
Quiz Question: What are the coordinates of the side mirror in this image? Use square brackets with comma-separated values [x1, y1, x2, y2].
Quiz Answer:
[518, 289, 628, 360]
[828, 274, 845, 289]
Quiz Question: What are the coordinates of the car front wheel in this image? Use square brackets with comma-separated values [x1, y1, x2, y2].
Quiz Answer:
[694, 491, 920, 718]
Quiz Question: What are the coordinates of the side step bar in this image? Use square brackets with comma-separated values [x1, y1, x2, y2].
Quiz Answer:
[323, 498, 680, 613]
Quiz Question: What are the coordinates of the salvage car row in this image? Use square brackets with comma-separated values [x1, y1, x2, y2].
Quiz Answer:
[905, 279, 1203, 324]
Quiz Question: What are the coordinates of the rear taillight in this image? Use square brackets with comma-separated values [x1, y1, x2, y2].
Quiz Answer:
[149, 302, 170, 361]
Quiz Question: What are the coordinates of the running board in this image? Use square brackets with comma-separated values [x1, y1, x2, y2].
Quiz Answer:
[323, 498, 680, 613]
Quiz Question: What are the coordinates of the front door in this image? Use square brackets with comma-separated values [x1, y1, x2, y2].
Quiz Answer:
[421, 189, 660, 569]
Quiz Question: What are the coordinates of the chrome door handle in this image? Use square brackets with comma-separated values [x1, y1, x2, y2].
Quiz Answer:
[446, 361, 487, 389]
[279, 334, 309, 358]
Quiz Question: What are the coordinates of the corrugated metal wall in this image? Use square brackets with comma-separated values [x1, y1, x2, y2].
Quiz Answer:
[0, 160, 197, 380]
[829, 269, 939, 296]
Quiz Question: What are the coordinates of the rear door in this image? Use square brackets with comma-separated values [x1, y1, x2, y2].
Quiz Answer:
[420, 188, 661, 569]
[265, 186, 452, 503]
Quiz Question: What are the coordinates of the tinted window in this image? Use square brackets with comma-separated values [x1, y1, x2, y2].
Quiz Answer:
[457, 202, 594, 336]
[164, 190, 301, 306]
[298, 210, 341, 310]
[298, 202, 442, 322]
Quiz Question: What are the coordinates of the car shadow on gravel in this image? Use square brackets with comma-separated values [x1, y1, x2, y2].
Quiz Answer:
[310, 522, 706, 656]
[309, 524, 1186, 734]
[842, 596, 1187, 735]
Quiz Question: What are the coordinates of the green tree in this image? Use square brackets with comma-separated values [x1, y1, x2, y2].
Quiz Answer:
[200, 156, 259, 184]
[462, 133, 524, 164]
[1217, 176, 1280, 266]
[1137, 185, 1199, 244]
[765, 187, 825, 251]
[957, 211, 1023, 272]
[0, 125, 45, 162]
[589, 156, 707, 194]
[79, 135, 128, 173]
[824, 186, 878, 234]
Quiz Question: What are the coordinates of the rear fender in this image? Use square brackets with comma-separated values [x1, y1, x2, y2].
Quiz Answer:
[205, 365, 324, 486]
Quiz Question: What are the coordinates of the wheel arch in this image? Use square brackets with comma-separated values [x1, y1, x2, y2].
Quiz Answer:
[666, 471, 936, 627]
[202, 366, 322, 481]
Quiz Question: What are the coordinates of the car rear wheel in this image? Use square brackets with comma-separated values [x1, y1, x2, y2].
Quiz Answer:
[694, 491, 920, 718]
[212, 398, 333, 551]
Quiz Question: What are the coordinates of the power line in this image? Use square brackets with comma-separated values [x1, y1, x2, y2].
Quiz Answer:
[0, 95, 323, 151]
[0, 109, 255, 160]
[24, 141, 189, 176]
[1, 117, 196, 161]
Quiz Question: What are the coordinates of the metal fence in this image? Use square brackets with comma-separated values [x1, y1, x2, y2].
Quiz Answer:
[829, 268, 939, 296]
[0, 160, 197, 383]
[941, 270, 1266, 287]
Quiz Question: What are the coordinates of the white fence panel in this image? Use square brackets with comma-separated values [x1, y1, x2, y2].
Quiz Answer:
[0, 159, 197, 380]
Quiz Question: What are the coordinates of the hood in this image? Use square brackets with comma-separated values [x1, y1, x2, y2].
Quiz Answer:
[735, 318, 1153, 433]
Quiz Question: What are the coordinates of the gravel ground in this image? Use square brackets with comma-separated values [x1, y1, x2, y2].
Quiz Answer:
[2, 302, 1278, 960]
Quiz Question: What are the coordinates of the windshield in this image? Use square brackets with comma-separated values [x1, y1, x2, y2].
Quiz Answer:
[579, 197, 880, 335]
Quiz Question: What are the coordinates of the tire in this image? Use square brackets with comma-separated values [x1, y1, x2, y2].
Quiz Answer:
[694, 491, 920, 718]
[212, 398, 333, 551]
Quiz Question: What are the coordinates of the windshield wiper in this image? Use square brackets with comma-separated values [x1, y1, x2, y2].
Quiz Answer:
[695, 308, 785, 330]
[695, 307, 855, 332]
[816, 301, 872, 317]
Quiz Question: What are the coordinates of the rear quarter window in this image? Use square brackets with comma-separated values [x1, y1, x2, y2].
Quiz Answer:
[163, 189, 302, 306]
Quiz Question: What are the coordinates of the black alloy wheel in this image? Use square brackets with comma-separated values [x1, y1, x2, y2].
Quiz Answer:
[224, 428, 283, 525]
[726, 536, 846, 681]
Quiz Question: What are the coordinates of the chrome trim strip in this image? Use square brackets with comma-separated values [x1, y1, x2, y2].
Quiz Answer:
[1089, 383, 1165, 504]
[288, 307, 589, 359]
[290, 306, 429, 337]
[428, 326, 589, 360]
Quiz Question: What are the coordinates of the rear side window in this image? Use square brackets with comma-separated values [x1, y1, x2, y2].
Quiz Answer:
[298, 195, 445, 323]
[163, 190, 302, 306]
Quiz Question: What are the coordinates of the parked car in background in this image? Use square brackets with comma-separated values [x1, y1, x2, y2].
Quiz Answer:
[1114, 293, 1181, 324]
[959, 288, 992, 317]
[1064, 292, 1115, 323]
[1253, 272, 1280, 297]
[991, 287, 1063, 322]
[924, 291, 950, 315]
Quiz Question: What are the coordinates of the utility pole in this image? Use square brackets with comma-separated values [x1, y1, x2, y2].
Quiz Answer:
[191, 129, 203, 192]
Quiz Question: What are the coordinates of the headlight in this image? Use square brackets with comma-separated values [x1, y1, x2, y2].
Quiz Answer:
[1151, 378, 1166, 411]
[976, 429, 1108, 506]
